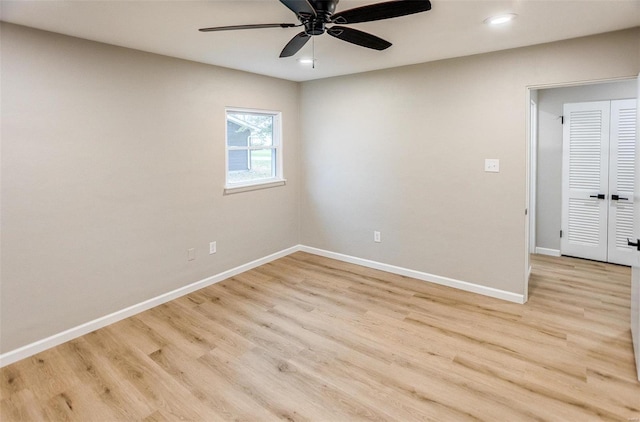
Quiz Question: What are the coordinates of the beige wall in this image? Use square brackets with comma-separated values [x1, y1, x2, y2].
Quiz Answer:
[0, 23, 301, 353]
[300, 28, 640, 295]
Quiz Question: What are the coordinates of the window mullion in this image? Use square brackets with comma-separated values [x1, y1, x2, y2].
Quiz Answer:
[228, 146, 276, 151]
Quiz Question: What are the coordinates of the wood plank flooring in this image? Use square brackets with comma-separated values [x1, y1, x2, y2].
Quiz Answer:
[1, 252, 639, 421]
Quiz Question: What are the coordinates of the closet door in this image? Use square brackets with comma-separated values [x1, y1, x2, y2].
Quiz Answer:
[561, 101, 610, 261]
[608, 99, 637, 266]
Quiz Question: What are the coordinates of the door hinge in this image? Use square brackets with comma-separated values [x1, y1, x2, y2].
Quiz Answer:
[560, 230, 563, 238]
[560, 115, 564, 124]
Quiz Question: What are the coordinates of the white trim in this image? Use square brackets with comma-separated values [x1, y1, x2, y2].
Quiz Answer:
[1, 244, 528, 367]
[525, 76, 638, 91]
[224, 179, 286, 195]
[299, 246, 525, 304]
[0, 245, 299, 368]
[535, 247, 561, 257]
[524, 87, 534, 305]
[529, 98, 538, 253]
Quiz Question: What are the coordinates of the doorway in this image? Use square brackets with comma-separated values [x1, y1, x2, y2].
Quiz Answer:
[528, 78, 638, 264]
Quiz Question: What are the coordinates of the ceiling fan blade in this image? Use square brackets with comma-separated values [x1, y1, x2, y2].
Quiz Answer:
[332, 0, 431, 24]
[279, 0, 317, 18]
[280, 32, 311, 57]
[199, 23, 298, 32]
[327, 26, 391, 51]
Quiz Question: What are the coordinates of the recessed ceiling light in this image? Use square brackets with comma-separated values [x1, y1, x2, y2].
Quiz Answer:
[297, 58, 316, 65]
[484, 13, 517, 25]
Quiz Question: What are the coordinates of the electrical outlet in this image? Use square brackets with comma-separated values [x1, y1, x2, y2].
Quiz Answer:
[209, 241, 217, 255]
[484, 158, 500, 173]
[374, 231, 381, 243]
[187, 248, 195, 261]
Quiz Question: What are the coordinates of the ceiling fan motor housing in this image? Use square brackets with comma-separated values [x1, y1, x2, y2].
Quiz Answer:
[311, 0, 338, 17]
[303, 19, 325, 35]
[301, 0, 339, 35]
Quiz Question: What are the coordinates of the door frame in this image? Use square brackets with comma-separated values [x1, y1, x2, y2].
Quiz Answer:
[631, 72, 640, 381]
[524, 76, 637, 300]
[529, 99, 537, 254]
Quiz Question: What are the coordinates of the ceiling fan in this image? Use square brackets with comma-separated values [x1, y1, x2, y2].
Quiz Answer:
[199, 0, 432, 58]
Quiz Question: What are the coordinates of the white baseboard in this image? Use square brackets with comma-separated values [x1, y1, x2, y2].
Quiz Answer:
[535, 247, 561, 257]
[299, 246, 525, 304]
[0, 245, 300, 368]
[1, 243, 526, 367]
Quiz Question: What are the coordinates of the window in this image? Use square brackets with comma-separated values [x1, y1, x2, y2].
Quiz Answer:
[225, 108, 284, 193]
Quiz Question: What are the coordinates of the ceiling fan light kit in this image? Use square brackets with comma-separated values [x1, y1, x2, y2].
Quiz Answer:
[199, 0, 432, 59]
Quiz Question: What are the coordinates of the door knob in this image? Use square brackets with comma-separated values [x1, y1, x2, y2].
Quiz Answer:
[628, 238, 640, 251]
[589, 194, 606, 199]
[611, 194, 629, 201]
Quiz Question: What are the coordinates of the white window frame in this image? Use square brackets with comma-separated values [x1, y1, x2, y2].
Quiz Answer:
[224, 107, 285, 194]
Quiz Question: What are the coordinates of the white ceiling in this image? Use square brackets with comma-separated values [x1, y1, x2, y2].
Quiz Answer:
[1, 1, 639, 82]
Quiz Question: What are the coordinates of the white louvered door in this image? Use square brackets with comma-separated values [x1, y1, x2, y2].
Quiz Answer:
[561, 99, 637, 265]
[608, 99, 637, 266]
[561, 101, 610, 261]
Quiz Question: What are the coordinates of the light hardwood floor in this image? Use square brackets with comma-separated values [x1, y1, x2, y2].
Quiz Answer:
[1, 252, 639, 421]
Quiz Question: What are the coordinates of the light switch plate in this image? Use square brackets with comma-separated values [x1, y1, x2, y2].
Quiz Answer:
[485, 159, 500, 173]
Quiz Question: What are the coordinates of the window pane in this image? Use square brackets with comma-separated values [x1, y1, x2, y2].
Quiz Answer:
[227, 148, 275, 184]
[228, 149, 249, 172]
[227, 112, 273, 147]
[227, 119, 250, 147]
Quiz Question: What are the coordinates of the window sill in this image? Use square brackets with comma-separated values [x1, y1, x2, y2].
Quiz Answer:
[224, 179, 287, 195]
